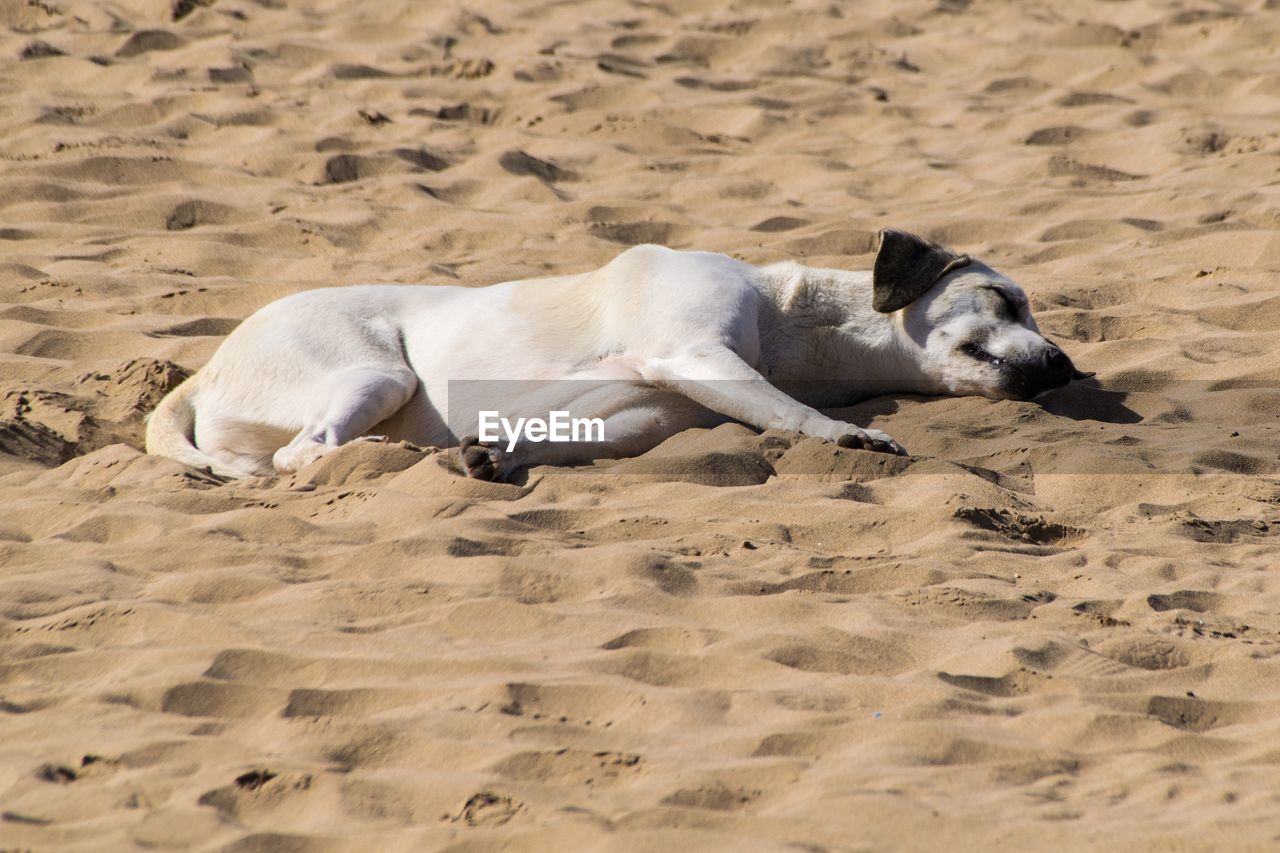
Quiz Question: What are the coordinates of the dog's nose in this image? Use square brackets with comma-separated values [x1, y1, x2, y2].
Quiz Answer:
[1020, 345, 1075, 397]
[1043, 346, 1071, 379]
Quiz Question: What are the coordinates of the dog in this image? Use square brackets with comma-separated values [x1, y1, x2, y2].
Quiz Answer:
[145, 229, 1088, 480]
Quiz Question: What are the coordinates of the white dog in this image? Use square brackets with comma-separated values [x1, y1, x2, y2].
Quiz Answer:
[146, 229, 1086, 480]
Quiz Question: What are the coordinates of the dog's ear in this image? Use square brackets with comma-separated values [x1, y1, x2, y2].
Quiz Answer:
[872, 228, 972, 313]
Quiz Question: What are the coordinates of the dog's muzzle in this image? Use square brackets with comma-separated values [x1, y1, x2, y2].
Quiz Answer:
[1013, 345, 1089, 399]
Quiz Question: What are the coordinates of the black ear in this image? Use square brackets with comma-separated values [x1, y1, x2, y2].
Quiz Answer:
[872, 228, 972, 313]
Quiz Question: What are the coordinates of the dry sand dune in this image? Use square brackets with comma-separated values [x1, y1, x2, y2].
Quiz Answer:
[3, 0, 1280, 849]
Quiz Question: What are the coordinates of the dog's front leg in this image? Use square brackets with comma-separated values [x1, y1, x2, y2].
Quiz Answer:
[641, 348, 905, 455]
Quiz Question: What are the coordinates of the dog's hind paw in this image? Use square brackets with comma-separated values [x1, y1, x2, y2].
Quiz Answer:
[273, 441, 331, 473]
[459, 435, 504, 480]
[836, 429, 907, 457]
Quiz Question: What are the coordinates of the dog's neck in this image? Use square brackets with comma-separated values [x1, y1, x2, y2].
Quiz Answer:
[755, 263, 941, 406]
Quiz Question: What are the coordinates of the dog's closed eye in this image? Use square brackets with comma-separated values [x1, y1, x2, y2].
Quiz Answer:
[959, 341, 1003, 365]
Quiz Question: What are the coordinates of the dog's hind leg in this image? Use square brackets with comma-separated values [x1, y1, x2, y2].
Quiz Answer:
[272, 366, 417, 473]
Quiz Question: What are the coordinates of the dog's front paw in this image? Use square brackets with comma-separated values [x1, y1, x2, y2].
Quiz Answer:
[835, 428, 907, 457]
[459, 435, 504, 481]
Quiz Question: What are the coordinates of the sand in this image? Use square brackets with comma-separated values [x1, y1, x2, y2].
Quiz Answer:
[3, 0, 1280, 849]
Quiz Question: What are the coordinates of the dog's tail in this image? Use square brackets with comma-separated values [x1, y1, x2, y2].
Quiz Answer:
[145, 378, 257, 478]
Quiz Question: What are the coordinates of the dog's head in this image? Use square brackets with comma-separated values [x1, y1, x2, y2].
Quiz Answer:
[872, 228, 1090, 400]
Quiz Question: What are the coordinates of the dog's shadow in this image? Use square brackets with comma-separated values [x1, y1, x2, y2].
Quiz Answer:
[838, 378, 1141, 425]
[1035, 379, 1141, 424]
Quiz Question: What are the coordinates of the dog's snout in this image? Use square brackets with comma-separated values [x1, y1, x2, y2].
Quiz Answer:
[1043, 346, 1071, 378]
[1013, 344, 1077, 398]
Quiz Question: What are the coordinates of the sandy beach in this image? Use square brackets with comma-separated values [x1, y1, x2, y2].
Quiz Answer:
[3, 0, 1280, 849]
